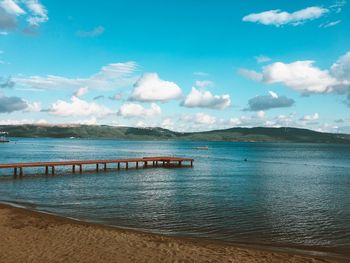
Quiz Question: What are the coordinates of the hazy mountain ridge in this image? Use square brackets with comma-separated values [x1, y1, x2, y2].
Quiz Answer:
[1, 125, 350, 143]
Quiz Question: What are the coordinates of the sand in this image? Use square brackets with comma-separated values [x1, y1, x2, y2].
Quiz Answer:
[0, 204, 344, 263]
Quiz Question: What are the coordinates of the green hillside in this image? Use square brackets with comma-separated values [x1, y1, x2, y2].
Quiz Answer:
[1, 125, 350, 143]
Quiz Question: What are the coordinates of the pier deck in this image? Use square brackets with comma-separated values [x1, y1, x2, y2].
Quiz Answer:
[0, 156, 194, 178]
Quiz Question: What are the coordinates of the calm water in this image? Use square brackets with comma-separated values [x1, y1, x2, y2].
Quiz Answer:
[0, 138, 350, 258]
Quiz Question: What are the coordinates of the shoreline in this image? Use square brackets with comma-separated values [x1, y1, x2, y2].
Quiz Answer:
[0, 203, 347, 263]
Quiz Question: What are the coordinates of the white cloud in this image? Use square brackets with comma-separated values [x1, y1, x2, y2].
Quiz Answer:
[255, 55, 271, 63]
[331, 51, 350, 81]
[74, 86, 88, 97]
[0, 0, 25, 15]
[269, 91, 278, 98]
[193, 112, 216, 125]
[182, 87, 231, 110]
[136, 121, 146, 128]
[301, 113, 320, 121]
[49, 96, 114, 117]
[320, 20, 341, 28]
[161, 118, 175, 130]
[118, 102, 161, 118]
[76, 26, 105, 37]
[15, 61, 138, 90]
[0, 0, 48, 28]
[257, 111, 265, 118]
[24, 0, 48, 26]
[243, 6, 328, 27]
[130, 73, 182, 102]
[238, 68, 263, 82]
[242, 51, 350, 97]
[24, 101, 41, 112]
[75, 117, 98, 125]
[262, 61, 338, 93]
[195, 80, 214, 88]
[0, 118, 47, 125]
[180, 112, 217, 125]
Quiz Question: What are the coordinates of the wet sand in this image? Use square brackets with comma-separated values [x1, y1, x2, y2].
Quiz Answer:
[0, 204, 344, 263]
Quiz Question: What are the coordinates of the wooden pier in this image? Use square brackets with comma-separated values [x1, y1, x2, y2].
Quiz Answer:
[0, 156, 194, 178]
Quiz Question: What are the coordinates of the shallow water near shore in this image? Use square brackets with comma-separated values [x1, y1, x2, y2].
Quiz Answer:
[0, 138, 350, 258]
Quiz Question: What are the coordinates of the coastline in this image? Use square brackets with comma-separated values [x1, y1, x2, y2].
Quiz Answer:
[0, 203, 346, 263]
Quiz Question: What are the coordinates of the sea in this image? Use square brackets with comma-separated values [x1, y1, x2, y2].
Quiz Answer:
[0, 138, 349, 259]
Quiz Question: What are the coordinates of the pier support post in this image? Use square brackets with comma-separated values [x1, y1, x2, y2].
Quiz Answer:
[19, 167, 23, 177]
[156, 161, 158, 166]
[136, 162, 139, 169]
[162, 161, 165, 166]
[178, 161, 182, 167]
[45, 166, 49, 175]
[190, 160, 193, 167]
[144, 161, 148, 168]
[117, 162, 120, 170]
[72, 165, 75, 173]
[14, 167, 17, 177]
[153, 161, 155, 167]
[51, 166, 55, 175]
[79, 164, 82, 173]
[126, 162, 128, 170]
[104, 163, 107, 171]
[96, 164, 99, 172]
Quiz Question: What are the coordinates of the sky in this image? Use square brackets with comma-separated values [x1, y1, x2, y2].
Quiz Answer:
[0, 0, 350, 133]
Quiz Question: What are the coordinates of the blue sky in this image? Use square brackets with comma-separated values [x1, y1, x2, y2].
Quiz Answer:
[0, 0, 350, 133]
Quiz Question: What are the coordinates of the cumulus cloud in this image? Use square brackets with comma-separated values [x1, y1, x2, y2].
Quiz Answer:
[76, 26, 105, 37]
[74, 86, 88, 97]
[0, 118, 47, 125]
[75, 117, 98, 125]
[243, 6, 328, 26]
[182, 87, 231, 110]
[24, 101, 41, 112]
[331, 51, 350, 81]
[15, 61, 138, 90]
[0, 7, 17, 29]
[262, 61, 338, 93]
[161, 118, 175, 130]
[301, 113, 320, 121]
[0, 0, 25, 15]
[0, 76, 15, 88]
[25, 0, 48, 26]
[242, 51, 350, 96]
[238, 68, 262, 82]
[0, 0, 48, 30]
[0, 94, 28, 113]
[118, 102, 161, 118]
[48, 96, 114, 117]
[129, 73, 182, 102]
[195, 80, 214, 88]
[245, 91, 295, 111]
[169, 112, 219, 132]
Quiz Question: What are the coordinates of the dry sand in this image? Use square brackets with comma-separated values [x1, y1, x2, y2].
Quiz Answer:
[0, 204, 344, 263]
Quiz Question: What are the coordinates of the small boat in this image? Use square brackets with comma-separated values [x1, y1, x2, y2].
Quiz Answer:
[0, 131, 9, 143]
[194, 146, 209, 150]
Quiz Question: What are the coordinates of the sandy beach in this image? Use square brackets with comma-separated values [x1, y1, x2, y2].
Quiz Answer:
[0, 204, 344, 263]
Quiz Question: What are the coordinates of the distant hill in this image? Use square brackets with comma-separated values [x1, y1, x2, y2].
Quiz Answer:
[1, 125, 350, 143]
